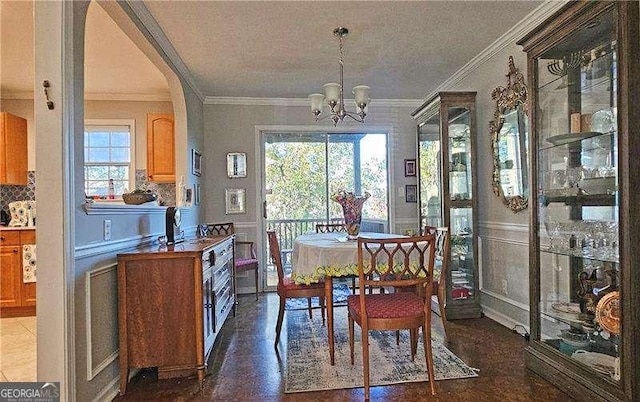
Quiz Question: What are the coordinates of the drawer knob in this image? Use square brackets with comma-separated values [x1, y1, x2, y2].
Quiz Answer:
[13, 248, 18, 253]
[1, 236, 5, 241]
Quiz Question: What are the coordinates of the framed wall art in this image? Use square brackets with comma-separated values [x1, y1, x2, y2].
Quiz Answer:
[225, 188, 246, 214]
[194, 184, 200, 206]
[192, 149, 202, 176]
[227, 152, 247, 178]
[404, 159, 417, 177]
[405, 184, 417, 203]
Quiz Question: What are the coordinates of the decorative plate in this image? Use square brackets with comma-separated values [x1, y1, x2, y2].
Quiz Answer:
[551, 302, 581, 314]
[596, 291, 620, 335]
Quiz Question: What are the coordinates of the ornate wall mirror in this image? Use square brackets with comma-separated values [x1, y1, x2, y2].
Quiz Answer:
[489, 56, 529, 213]
[227, 152, 247, 178]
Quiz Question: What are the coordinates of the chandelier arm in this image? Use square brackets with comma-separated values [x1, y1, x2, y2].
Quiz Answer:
[339, 35, 345, 113]
[344, 111, 365, 123]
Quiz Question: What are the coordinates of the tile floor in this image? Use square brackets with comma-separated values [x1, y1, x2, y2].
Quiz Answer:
[0, 316, 37, 382]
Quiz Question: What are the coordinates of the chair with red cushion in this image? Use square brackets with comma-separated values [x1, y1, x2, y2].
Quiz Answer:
[267, 229, 325, 349]
[347, 234, 438, 399]
[199, 222, 259, 300]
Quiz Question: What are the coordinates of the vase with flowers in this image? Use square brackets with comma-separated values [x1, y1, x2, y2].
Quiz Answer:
[331, 191, 371, 240]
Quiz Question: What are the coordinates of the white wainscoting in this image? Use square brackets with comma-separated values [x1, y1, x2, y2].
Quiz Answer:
[478, 220, 530, 329]
[85, 264, 119, 381]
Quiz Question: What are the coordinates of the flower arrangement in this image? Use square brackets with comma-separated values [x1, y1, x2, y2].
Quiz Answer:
[331, 191, 371, 239]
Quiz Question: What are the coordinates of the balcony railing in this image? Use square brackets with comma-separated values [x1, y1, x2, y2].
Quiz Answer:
[264, 218, 388, 280]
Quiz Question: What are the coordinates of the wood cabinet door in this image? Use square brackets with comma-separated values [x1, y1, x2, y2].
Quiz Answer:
[0, 245, 22, 307]
[20, 230, 36, 306]
[0, 112, 28, 185]
[146, 113, 175, 183]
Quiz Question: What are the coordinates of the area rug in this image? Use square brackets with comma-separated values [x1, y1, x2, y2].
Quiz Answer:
[285, 308, 478, 393]
[285, 282, 351, 310]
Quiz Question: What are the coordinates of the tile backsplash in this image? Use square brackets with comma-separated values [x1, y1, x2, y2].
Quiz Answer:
[1, 170, 176, 217]
[135, 169, 176, 206]
[0, 171, 35, 215]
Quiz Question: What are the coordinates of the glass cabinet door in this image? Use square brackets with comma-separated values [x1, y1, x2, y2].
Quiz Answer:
[414, 92, 481, 319]
[519, 2, 640, 400]
[535, 7, 620, 382]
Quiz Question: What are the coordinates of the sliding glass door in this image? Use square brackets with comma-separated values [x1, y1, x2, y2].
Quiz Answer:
[262, 131, 388, 289]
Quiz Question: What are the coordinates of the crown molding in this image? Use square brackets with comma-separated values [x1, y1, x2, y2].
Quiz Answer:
[120, 1, 205, 102]
[422, 0, 568, 103]
[1, 92, 171, 102]
[204, 96, 422, 108]
[84, 92, 172, 102]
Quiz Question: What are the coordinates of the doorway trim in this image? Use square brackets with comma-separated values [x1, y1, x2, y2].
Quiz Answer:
[254, 124, 396, 290]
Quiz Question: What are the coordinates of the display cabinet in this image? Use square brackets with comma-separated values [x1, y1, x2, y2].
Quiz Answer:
[518, 2, 639, 401]
[412, 92, 481, 319]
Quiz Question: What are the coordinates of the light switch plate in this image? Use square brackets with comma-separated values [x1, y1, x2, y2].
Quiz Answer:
[103, 220, 112, 240]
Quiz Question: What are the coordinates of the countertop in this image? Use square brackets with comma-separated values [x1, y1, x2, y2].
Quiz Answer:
[0, 226, 35, 231]
[117, 235, 233, 258]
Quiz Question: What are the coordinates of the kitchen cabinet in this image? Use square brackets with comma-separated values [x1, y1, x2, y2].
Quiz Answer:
[0, 229, 36, 317]
[146, 113, 175, 183]
[117, 235, 235, 395]
[518, 1, 640, 401]
[0, 112, 28, 185]
[412, 92, 481, 319]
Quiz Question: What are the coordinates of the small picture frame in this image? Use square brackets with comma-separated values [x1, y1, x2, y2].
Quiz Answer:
[405, 185, 417, 203]
[225, 188, 246, 214]
[185, 188, 193, 206]
[192, 149, 202, 177]
[227, 152, 247, 178]
[194, 184, 200, 206]
[404, 159, 417, 177]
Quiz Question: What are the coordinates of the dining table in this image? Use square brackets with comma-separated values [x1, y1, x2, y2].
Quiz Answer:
[291, 231, 406, 365]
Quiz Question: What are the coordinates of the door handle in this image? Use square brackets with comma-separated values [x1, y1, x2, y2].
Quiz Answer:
[262, 201, 267, 219]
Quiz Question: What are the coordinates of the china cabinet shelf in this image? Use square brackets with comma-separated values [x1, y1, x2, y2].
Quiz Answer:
[541, 193, 616, 207]
[541, 131, 614, 150]
[519, 1, 639, 401]
[540, 248, 619, 264]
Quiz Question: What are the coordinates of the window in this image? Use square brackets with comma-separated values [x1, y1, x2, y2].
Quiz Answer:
[84, 120, 135, 198]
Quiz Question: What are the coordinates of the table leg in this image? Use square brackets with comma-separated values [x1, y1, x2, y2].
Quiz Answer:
[325, 275, 335, 365]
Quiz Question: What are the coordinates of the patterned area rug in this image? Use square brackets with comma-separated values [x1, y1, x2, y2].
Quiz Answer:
[285, 307, 478, 393]
[284, 282, 351, 310]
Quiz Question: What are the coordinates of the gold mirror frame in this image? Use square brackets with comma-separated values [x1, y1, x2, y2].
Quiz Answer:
[490, 56, 529, 213]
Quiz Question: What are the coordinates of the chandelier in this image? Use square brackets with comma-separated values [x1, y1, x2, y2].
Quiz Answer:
[309, 27, 370, 126]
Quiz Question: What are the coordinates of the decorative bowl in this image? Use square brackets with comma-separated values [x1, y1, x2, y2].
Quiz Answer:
[122, 191, 158, 205]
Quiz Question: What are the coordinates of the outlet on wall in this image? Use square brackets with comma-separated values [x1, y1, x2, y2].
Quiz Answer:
[103, 219, 112, 240]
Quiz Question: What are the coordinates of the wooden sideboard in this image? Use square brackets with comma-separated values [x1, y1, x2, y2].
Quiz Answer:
[0, 228, 36, 317]
[117, 235, 235, 395]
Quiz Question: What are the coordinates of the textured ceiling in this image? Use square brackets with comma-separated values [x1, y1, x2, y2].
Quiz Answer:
[1, 1, 543, 101]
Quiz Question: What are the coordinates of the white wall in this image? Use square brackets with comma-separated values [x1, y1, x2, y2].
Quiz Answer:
[203, 101, 423, 292]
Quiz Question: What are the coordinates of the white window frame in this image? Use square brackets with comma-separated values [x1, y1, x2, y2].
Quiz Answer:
[84, 119, 136, 199]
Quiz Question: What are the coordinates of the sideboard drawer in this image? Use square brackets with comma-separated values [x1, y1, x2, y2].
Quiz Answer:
[0, 231, 20, 246]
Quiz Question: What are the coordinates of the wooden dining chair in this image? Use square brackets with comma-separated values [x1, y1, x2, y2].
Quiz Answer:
[267, 229, 326, 349]
[424, 226, 451, 338]
[315, 222, 358, 294]
[315, 222, 346, 233]
[347, 234, 438, 399]
[199, 222, 259, 300]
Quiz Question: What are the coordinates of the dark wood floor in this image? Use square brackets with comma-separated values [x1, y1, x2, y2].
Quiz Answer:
[114, 292, 572, 401]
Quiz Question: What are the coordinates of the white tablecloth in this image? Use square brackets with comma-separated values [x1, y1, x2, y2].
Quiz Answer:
[291, 232, 405, 284]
